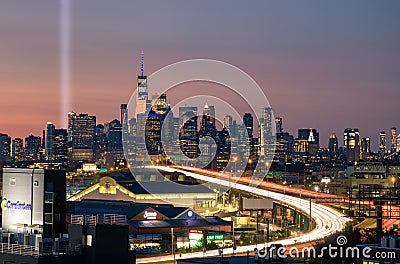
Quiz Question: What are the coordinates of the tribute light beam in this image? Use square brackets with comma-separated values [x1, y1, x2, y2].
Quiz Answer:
[60, 0, 71, 128]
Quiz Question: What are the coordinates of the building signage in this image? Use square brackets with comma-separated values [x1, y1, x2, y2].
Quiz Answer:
[143, 211, 157, 220]
[82, 163, 97, 172]
[1, 198, 32, 211]
[206, 234, 224, 240]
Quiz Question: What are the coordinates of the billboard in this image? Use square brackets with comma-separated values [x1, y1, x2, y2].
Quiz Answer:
[243, 198, 273, 210]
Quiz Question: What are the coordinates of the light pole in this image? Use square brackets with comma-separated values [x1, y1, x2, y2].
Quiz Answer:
[233, 156, 238, 174]
[171, 227, 175, 264]
[265, 161, 270, 183]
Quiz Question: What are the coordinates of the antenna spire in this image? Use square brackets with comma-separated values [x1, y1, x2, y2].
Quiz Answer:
[141, 51, 144, 77]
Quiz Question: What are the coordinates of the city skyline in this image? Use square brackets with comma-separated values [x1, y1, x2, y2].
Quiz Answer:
[1, 1, 400, 149]
[2, 2, 400, 263]
[1, 101, 399, 153]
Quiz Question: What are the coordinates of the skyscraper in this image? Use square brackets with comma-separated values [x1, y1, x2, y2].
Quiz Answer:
[25, 134, 42, 161]
[107, 120, 123, 154]
[145, 112, 163, 155]
[328, 131, 338, 154]
[0, 133, 11, 163]
[259, 107, 274, 158]
[275, 132, 294, 162]
[360, 137, 371, 160]
[68, 113, 97, 161]
[11, 138, 24, 162]
[52, 128, 68, 160]
[379, 131, 386, 153]
[136, 52, 151, 115]
[199, 104, 218, 169]
[275, 117, 283, 133]
[199, 103, 216, 138]
[243, 113, 253, 140]
[45, 122, 68, 161]
[179, 106, 199, 159]
[344, 128, 360, 162]
[45, 122, 55, 160]
[397, 134, 400, 153]
[298, 128, 320, 147]
[297, 128, 319, 154]
[223, 115, 233, 130]
[391, 127, 397, 151]
[120, 103, 128, 126]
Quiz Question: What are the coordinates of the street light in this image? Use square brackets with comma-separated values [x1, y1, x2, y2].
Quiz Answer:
[248, 158, 253, 171]
[391, 176, 397, 187]
[171, 227, 176, 264]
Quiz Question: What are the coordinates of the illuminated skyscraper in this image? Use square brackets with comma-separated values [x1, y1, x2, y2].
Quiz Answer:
[0, 133, 11, 163]
[136, 52, 151, 115]
[397, 134, 400, 153]
[275, 132, 294, 162]
[379, 131, 386, 153]
[145, 112, 163, 155]
[199, 104, 218, 169]
[259, 107, 275, 158]
[223, 115, 233, 129]
[328, 131, 338, 154]
[344, 128, 360, 162]
[298, 128, 320, 147]
[108, 121, 123, 154]
[45, 122, 68, 161]
[53, 129, 68, 160]
[243, 113, 258, 162]
[68, 113, 97, 161]
[179, 106, 199, 159]
[45, 122, 55, 160]
[243, 113, 253, 140]
[391, 127, 397, 151]
[11, 138, 24, 162]
[200, 103, 216, 138]
[120, 103, 128, 126]
[25, 134, 41, 161]
[275, 117, 283, 133]
[360, 137, 371, 160]
[297, 128, 319, 154]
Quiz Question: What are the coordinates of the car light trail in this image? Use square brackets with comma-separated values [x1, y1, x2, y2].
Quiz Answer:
[137, 165, 351, 263]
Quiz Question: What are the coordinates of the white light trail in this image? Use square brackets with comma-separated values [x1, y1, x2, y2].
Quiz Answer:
[136, 166, 351, 263]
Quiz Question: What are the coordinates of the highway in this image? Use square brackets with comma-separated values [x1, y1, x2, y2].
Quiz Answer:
[137, 165, 351, 263]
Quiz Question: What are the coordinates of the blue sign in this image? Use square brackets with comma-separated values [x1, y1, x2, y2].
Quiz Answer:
[1, 199, 32, 211]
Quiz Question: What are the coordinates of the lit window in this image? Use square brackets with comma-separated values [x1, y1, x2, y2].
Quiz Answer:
[9, 178, 16, 186]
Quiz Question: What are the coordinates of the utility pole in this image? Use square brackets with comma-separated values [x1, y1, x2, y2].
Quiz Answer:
[309, 198, 312, 232]
[171, 227, 175, 264]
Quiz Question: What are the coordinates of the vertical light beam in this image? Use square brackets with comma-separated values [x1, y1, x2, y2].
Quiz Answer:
[60, 0, 71, 128]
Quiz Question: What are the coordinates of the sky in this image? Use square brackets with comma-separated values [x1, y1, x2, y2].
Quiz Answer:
[0, 0, 400, 150]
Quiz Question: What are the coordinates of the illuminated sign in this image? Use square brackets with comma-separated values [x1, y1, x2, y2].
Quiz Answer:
[206, 234, 224, 241]
[187, 210, 193, 217]
[143, 211, 157, 220]
[1, 199, 32, 211]
[189, 230, 203, 248]
[82, 163, 97, 172]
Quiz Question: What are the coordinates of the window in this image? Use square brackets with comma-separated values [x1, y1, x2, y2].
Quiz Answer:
[33, 180, 39, 187]
[86, 235, 92, 246]
[9, 178, 16, 186]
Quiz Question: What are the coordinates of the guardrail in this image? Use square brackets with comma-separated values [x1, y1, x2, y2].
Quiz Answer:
[0, 243, 39, 257]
